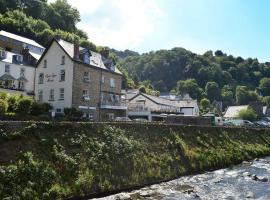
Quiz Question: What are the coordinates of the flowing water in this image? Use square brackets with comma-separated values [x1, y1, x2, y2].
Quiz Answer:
[94, 157, 270, 200]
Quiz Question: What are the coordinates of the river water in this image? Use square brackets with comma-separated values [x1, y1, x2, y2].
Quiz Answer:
[94, 157, 270, 200]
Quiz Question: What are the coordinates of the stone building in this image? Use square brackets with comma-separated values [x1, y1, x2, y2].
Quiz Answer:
[35, 38, 126, 121]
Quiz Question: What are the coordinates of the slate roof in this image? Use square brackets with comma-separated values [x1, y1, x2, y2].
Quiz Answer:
[57, 39, 122, 75]
[0, 51, 36, 67]
[0, 30, 44, 49]
[223, 105, 249, 118]
[0, 73, 16, 81]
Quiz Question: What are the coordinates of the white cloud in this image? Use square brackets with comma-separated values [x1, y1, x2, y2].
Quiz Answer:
[50, 0, 164, 50]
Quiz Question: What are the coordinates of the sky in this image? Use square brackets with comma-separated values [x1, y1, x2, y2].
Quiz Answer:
[49, 0, 270, 61]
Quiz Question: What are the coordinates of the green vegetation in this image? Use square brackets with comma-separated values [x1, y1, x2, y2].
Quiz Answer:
[120, 49, 270, 106]
[237, 108, 257, 121]
[0, 122, 270, 199]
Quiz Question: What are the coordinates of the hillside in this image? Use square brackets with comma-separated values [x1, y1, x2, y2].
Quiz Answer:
[120, 48, 270, 107]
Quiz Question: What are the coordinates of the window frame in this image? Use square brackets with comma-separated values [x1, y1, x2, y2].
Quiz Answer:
[83, 71, 90, 82]
[43, 59, 47, 68]
[59, 69, 65, 82]
[59, 88, 64, 100]
[49, 89, 54, 101]
[110, 78, 115, 88]
[4, 64, 10, 74]
[38, 73, 44, 84]
[61, 55, 65, 65]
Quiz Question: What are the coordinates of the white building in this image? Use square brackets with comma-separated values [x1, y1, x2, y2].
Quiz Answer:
[0, 31, 45, 94]
[127, 92, 199, 121]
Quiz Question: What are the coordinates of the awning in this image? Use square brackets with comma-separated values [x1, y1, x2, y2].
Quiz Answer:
[0, 74, 16, 81]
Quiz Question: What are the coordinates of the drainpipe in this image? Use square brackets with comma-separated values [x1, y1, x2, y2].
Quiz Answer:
[98, 69, 102, 121]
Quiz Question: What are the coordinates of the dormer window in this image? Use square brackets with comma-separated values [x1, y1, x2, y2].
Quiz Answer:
[83, 72, 90, 82]
[44, 59, 47, 68]
[110, 64, 115, 71]
[61, 55, 65, 65]
[16, 55, 23, 62]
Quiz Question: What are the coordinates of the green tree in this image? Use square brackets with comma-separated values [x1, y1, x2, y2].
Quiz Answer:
[0, 99, 8, 115]
[259, 78, 270, 96]
[175, 79, 203, 100]
[205, 81, 220, 101]
[262, 96, 270, 107]
[235, 86, 250, 105]
[237, 108, 257, 121]
[200, 98, 210, 111]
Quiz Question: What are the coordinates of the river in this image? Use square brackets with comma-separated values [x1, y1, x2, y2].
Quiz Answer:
[94, 157, 270, 200]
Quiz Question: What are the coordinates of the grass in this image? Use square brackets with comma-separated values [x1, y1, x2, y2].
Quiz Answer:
[0, 122, 270, 199]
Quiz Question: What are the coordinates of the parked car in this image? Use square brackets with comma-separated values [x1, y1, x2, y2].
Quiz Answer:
[114, 117, 132, 122]
[133, 118, 148, 122]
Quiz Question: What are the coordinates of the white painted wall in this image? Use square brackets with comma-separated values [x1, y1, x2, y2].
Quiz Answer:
[0, 61, 35, 92]
[35, 41, 74, 112]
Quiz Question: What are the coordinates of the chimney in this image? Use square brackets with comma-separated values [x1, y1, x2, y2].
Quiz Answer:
[54, 35, 61, 41]
[21, 47, 30, 62]
[101, 47, 109, 59]
[73, 43, 80, 60]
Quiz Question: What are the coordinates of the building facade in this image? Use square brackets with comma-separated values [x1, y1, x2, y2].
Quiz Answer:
[0, 30, 44, 94]
[35, 38, 126, 121]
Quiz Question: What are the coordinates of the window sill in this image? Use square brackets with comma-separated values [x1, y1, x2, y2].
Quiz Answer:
[59, 80, 65, 82]
[48, 99, 54, 102]
[58, 99, 64, 101]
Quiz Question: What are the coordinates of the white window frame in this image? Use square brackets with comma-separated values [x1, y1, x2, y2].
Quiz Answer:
[43, 59, 47, 68]
[60, 69, 65, 82]
[110, 78, 115, 88]
[16, 55, 23, 62]
[38, 90, 43, 102]
[61, 55, 65, 65]
[83, 72, 90, 82]
[49, 89, 54, 101]
[59, 88, 64, 100]
[38, 73, 44, 84]
[102, 75, 105, 84]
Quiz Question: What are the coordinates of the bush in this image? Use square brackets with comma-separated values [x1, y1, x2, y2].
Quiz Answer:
[0, 99, 8, 115]
[237, 108, 257, 121]
[0, 92, 8, 101]
[16, 98, 33, 115]
[64, 108, 83, 120]
[7, 95, 19, 112]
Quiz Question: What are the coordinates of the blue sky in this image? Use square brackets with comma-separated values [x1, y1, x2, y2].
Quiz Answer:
[49, 0, 270, 61]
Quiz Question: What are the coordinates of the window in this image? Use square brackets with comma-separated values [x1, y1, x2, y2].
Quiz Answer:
[60, 69, 65, 81]
[110, 78, 115, 88]
[102, 75, 105, 84]
[20, 68, 25, 77]
[38, 73, 44, 84]
[56, 108, 62, 113]
[16, 55, 23, 62]
[5, 64, 10, 74]
[43, 59, 47, 68]
[83, 72, 90, 82]
[38, 90, 43, 102]
[61, 55, 65, 65]
[82, 89, 90, 101]
[0, 50, 5, 58]
[49, 89, 54, 101]
[59, 88, 64, 100]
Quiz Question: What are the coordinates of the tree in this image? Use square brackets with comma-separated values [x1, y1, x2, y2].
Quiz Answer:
[205, 81, 220, 101]
[215, 50, 224, 56]
[0, 99, 8, 115]
[237, 108, 257, 121]
[175, 79, 203, 100]
[259, 78, 270, 96]
[139, 86, 146, 93]
[200, 98, 210, 111]
[235, 86, 250, 105]
[263, 96, 270, 107]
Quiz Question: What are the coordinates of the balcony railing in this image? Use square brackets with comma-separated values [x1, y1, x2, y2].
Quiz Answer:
[101, 101, 127, 110]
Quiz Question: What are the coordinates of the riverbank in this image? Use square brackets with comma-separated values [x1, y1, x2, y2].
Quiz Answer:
[97, 157, 270, 200]
[0, 122, 270, 199]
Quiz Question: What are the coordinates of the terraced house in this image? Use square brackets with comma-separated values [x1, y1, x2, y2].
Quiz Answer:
[35, 38, 127, 121]
[0, 30, 45, 94]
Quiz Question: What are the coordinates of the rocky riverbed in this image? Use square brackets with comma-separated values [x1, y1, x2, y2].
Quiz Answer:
[94, 157, 270, 200]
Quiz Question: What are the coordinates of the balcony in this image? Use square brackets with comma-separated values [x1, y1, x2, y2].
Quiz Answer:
[101, 101, 127, 110]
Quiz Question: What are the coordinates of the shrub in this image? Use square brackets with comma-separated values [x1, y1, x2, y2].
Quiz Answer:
[0, 92, 8, 100]
[31, 102, 52, 116]
[16, 98, 33, 115]
[7, 95, 19, 112]
[0, 99, 8, 115]
[237, 108, 257, 121]
[64, 108, 83, 120]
